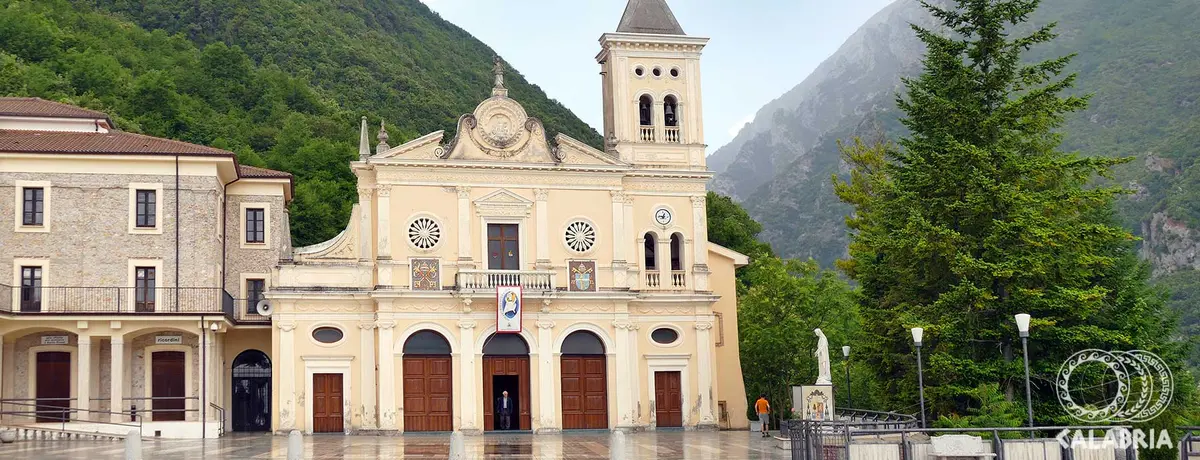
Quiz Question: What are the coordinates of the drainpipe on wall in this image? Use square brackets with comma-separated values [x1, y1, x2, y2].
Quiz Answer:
[201, 315, 206, 439]
[175, 155, 180, 307]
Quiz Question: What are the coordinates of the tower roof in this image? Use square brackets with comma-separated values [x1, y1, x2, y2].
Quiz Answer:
[616, 0, 685, 35]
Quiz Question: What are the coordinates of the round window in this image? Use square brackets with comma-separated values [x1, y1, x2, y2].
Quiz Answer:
[408, 216, 441, 250]
[634, 66, 645, 77]
[652, 67, 662, 77]
[670, 67, 680, 78]
[312, 327, 344, 344]
[651, 328, 679, 345]
[563, 220, 597, 253]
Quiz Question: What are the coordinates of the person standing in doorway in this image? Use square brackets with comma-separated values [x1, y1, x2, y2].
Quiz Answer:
[496, 390, 514, 430]
[755, 394, 771, 437]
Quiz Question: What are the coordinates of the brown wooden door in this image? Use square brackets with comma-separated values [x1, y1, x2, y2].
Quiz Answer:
[561, 355, 608, 429]
[482, 356, 531, 431]
[403, 355, 453, 431]
[35, 352, 71, 422]
[312, 373, 344, 433]
[151, 351, 186, 421]
[654, 371, 683, 427]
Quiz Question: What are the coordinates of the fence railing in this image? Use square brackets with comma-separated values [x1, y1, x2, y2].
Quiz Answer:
[0, 284, 231, 315]
[0, 398, 141, 433]
[456, 269, 556, 291]
[230, 299, 271, 323]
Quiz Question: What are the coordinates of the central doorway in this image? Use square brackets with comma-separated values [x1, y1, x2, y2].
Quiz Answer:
[482, 333, 530, 431]
[402, 330, 453, 432]
[312, 373, 344, 433]
[560, 331, 608, 429]
[231, 350, 271, 432]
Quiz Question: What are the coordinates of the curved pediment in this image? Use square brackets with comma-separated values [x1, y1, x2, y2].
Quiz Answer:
[434, 96, 561, 164]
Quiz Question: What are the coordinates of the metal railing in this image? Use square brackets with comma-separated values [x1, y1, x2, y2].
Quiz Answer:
[120, 396, 200, 422]
[210, 403, 225, 436]
[0, 285, 230, 314]
[230, 299, 271, 323]
[456, 269, 556, 290]
[1181, 427, 1200, 460]
[0, 398, 141, 433]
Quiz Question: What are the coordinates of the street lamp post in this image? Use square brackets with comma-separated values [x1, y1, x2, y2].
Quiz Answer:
[912, 327, 926, 429]
[842, 346, 852, 408]
[1015, 313, 1034, 433]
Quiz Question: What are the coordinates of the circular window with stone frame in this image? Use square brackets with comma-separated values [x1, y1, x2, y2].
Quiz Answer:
[634, 66, 646, 78]
[652, 66, 663, 78]
[650, 327, 681, 347]
[312, 326, 345, 345]
[406, 215, 443, 252]
[563, 219, 598, 254]
[670, 67, 681, 79]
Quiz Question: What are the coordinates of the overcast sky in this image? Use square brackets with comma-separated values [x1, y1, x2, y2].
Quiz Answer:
[419, 0, 895, 150]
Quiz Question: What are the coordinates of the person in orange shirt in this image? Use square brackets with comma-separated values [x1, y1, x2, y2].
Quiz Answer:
[754, 394, 771, 437]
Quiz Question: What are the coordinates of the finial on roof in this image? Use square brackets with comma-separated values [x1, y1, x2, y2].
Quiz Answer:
[616, 0, 685, 35]
[492, 56, 508, 98]
[358, 116, 370, 160]
[376, 120, 390, 154]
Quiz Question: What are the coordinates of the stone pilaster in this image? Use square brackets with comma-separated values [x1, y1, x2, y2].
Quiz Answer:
[695, 321, 716, 428]
[535, 189, 551, 269]
[277, 322, 297, 430]
[358, 188, 374, 262]
[376, 321, 397, 430]
[458, 320, 479, 433]
[612, 319, 639, 429]
[110, 338, 124, 423]
[623, 195, 638, 288]
[77, 335, 92, 420]
[359, 323, 378, 430]
[610, 191, 628, 288]
[535, 320, 558, 433]
[377, 186, 392, 260]
[690, 195, 710, 290]
[456, 187, 474, 266]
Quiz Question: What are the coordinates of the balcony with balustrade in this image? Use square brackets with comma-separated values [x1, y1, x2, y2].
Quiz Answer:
[454, 269, 557, 294]
[0, 284, 265, 323]
[664, 126, 681, 143]
[639, 125, 656, 142]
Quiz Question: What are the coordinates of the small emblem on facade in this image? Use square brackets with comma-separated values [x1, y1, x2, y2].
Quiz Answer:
[569, 260, 597, 292]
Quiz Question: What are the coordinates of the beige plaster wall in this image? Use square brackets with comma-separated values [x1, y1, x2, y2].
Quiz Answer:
[710, 251, 750, 429]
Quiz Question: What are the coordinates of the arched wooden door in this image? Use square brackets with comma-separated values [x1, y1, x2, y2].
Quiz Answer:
[482, 333, 530, 431]
[402, 330, 453, 431]
[231, 350, 271, 432]
[560, 331, 608, 429]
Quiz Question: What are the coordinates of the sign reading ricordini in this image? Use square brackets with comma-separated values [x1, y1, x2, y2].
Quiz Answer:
[496, 285, 523, 333]
[155, 335, 183, 345]
[41, 335, 69, 345]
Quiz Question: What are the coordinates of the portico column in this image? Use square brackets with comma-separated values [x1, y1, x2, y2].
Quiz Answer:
[203, 327, 216, 422]
[458, 320, 478, 433]
[535, 189, 551, 269]
[359, 323, 378, 429]
[695, 321, 716, 427]
[376, 321, 397, 430]
[377, 186, 392, 260]
[612, 320, 637, 429]
[77, 335, 92, 421]
[358, 188, 374, 261]
[536, 320, 557, 433]
[690, 195, 710, 291]
[610, 192, 628, 288]
[278, 322, 297, 430]
[110, 338, 124, 422]
[456, 187, 473, 267]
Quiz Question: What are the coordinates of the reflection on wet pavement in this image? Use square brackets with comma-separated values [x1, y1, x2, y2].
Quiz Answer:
[0, 430, 791, 459]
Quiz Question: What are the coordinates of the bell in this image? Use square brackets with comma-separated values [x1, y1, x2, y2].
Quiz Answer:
[664, 104, 674, 117]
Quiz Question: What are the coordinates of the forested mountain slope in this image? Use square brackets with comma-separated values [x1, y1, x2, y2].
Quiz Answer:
[0, 0, 601, 245]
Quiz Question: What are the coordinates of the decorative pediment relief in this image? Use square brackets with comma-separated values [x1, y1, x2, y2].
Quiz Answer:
[434, 96, 562, 164]
[473, 189, 533, 217]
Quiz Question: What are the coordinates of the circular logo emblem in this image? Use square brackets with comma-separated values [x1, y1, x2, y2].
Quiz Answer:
[654, 207, 673, 226]
[1056, 349, 1173, 423]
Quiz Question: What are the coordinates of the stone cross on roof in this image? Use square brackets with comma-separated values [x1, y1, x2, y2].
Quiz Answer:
[616, 0, 685, 35]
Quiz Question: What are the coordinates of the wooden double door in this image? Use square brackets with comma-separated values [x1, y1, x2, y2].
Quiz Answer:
[35, 352, 71, 422]
[312, 373, 344, 433]
[654, 371, 683, 428]
[151, 351, 186, 421]
[402, 355, 453, 431]
[560, 355, 608, 429]
[483, 356, 530, 431]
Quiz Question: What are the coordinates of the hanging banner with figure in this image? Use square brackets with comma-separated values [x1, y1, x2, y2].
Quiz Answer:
[496, 285, 523, 333]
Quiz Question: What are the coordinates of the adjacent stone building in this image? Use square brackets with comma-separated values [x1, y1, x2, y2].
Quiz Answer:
[0, 0, 750, 438]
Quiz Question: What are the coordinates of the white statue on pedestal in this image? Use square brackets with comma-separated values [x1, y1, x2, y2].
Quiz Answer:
[814, 328, 832, 385]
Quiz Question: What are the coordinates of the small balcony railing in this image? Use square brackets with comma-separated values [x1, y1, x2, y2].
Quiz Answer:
[645, 272, 661, 288]
[639, 125, 655, 142]
[671, 270, 687, 288]
[456, 269, 556, 291]
[0, 284, 232, 315]
[664, 126, 681, 143]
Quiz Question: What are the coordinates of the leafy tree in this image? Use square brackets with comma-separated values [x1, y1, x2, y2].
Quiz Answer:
[833, 0, 1191, 436]
[706, 191, 774, 260]
[934, 383, 1024, 436]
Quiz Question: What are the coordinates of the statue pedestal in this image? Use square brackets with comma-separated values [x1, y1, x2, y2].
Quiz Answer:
[792, 385, 835, 421]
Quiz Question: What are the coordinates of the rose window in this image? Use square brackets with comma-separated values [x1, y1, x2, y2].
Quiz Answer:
[564, 220, 597, 253]
[408, 217, 441, 250]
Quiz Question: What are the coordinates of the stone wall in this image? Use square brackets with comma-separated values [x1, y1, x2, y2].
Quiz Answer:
[223, 193, 289, 298]
[129, 332, 201, 421]
[11, 331, 79, 400]
[0, 172, 222, 289]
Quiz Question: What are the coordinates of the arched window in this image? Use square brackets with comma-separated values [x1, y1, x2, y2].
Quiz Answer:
[670, 233, 684, 270]
[483, 333, 530, 356]
[561, 331, 605, 355]
[663, 95, 679, 127]
[644, 232, 658, 270]
[403, 330, 452, 355]
[638, 95, 653, 127]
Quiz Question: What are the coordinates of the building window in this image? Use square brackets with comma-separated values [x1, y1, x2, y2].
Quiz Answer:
[670, 233, 684, 271]
[20, 266, 42, 312]
[563, 220, 597, 254]
[644, 232, 658, 270]
[22, 187, 44, 226]
[135, 267, 156, 312]
[246, 208, 265, 244]
[651, 327, 680, 345]
[664, 95, 679, 127]
[312, 327, 344, 344]
[638, 95, 653, 127]
[246, 279, 265, 313]
[487, 223, 520, 270]
[135, 190, 157, 228]
[408, 216, 442, 250]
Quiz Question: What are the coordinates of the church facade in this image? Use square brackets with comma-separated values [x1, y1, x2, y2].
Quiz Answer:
[0, 0, 748, 437]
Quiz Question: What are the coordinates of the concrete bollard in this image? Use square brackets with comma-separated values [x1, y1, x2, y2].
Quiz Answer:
[287, 430, 303, 460]
[610, 430, 627, 460]
[449, 431, 466, 460]
[123, 429, 142, 460]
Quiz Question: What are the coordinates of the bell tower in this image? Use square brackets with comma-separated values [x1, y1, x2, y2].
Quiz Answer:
[598, 0, 709, 169]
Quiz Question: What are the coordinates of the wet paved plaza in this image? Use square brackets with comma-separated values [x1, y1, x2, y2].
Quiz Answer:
[0, 430, 789, 459]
